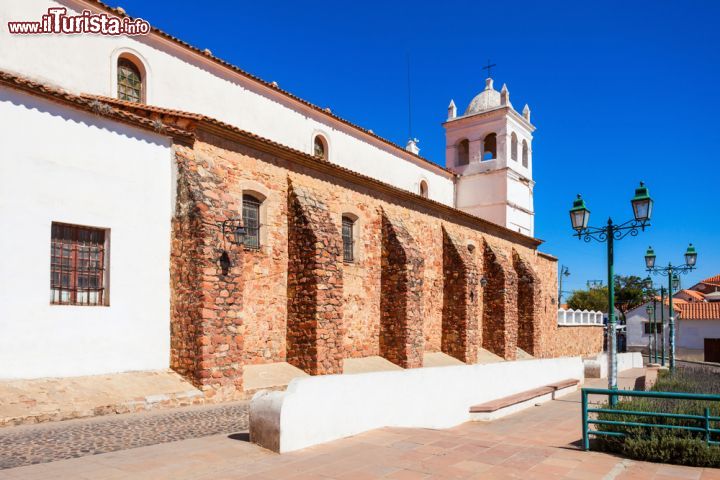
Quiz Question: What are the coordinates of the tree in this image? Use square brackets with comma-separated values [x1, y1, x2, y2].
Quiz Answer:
[567, 286, 608, 312]
[614, 275, 655, 323]
[566, 275, 655, 324]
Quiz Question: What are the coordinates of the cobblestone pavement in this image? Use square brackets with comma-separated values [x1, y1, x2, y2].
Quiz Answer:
[0, 401, 249, 470]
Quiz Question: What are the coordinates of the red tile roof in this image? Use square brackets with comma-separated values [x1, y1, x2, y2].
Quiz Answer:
[679, 289, 706, 302]
[700, 275, 720, 287]
[0, 70, 193, 142]
[677, 302, 720, 321]
[75, 96, 544, 249]
[79, 0, 455, 177]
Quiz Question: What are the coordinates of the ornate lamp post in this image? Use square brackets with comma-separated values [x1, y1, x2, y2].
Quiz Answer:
[644, 276, 658, 363]
[645, 244, 698, 370]
[569, 182, 653, 405]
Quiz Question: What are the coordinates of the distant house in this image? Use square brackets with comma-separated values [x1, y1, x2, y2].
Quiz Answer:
[626, 274, 720, 362]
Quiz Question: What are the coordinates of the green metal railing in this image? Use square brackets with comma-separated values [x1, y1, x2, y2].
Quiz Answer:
[581, 387, 720, 450]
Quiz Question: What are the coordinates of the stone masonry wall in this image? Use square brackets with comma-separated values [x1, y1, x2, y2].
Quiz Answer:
[379, 211, 425, 368]
[441, 228, 480, 363]
[286, 181, 344, 375]
[170, 148, 246, 399]
[168, 132, 603, 397]
[482, 240, 519, 360]
[513, 250, 542, 356]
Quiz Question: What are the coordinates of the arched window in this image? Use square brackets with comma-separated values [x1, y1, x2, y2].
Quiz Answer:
[522, 140, 529, 167]
[313, 135, 328, 160]
[341, 216, 355, 263]
[242, 194, 262, 249]
[511, 133, 518, 161]
[419, 180, 429, 198]
[117, 57, 143, 103]
[483, 133, 497, 160]
[457, 139, 469, 166]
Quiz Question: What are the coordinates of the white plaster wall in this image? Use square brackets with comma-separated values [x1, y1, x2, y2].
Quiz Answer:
[584, 352, 644, 379]
[0, 0, 455, 205]
[626, 303, 670, 348]
[677, 320, 720, 350]
[251, 357, 583, 452]
[0, 86, 174, 379]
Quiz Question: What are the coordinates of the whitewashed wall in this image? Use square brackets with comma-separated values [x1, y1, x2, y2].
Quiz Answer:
[0, 86, 174, 379]
[557, 308, 604, 326]
[626, 302, 670, 348]
[0, 0, 455, 206]
[677, 320, 720, 350]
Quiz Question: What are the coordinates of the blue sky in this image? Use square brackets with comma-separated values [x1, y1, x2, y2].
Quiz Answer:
[122, 0, 719, 292]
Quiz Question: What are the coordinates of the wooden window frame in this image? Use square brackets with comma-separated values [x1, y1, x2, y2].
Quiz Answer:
[50, 222, 108, 306]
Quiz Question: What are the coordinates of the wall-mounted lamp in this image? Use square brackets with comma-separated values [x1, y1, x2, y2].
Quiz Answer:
[222, 218, 247, 246]
[480, 276, 488, 288]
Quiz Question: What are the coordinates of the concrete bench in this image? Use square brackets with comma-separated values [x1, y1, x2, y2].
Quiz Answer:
[469, 378, 580, 421]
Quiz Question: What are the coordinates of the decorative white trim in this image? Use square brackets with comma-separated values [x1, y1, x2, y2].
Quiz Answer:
[110, 47, 152, 103]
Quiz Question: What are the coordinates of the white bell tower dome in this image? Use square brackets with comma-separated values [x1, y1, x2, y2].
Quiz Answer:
[444, 77, 535, 236]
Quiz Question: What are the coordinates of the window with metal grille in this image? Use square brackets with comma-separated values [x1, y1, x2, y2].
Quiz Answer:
[117, 58, 142, 103]
[643, 323, 664, 335]
[242, 194, 261, 249]
[342, 216, 354, 263]
[50, 223, 107, 306]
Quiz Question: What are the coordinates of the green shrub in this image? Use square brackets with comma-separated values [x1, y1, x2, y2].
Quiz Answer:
[592, 366, 720, 467]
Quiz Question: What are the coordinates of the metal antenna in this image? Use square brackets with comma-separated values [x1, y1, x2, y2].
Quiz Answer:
[407, 53, 413, 140]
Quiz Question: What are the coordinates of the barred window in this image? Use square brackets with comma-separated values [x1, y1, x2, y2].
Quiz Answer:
[51, 223, 107, 306]
[242, 194, 261, 249]
[117, 58, 142, 103]
[643, 323, 664, 335]
[342, 216, 354, 263]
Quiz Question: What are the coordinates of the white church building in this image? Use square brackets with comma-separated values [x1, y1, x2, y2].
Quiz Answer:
[0, 0, 540, 381]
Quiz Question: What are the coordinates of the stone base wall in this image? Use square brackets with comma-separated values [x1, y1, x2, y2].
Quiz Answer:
[167, 132, 602, 396]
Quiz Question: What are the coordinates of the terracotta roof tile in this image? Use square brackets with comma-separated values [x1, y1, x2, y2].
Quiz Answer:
[680, 289, 706, 302]
[81, 95, 545, 248]
[0, 69, 193, 142]
[80, 0, 454, 177]
[677, 302, 720, 320]
[700, 275, 720, 287]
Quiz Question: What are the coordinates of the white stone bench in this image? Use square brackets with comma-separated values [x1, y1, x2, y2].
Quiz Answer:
[249, 356, 584, 453]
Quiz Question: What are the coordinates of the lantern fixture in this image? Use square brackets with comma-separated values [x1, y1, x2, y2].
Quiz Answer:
[222, 219, 247, 246]
[480, 276, 488, 288]
[644, 276, 653, 290]
[672, 274, 680, 292]
[569, 194, 590, 232]
[630, 181, 653, 223]
[646, 304, 654, 315]
[645, 246, 656, 269]
[684, 243, 697, 267]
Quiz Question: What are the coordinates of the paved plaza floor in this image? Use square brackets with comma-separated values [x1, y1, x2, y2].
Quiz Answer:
[1, 368, 718, 479]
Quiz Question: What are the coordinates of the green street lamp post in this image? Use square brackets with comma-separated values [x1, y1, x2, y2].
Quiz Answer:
[644, 276, 658, 364]
[645, 244, 697, 370]
[569, 182, 653, 405]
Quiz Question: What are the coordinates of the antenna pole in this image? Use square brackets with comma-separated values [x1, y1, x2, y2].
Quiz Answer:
[407, 53, 412, 140]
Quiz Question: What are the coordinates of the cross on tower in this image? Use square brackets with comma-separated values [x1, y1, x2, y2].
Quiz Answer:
[482, 60, 497, 79]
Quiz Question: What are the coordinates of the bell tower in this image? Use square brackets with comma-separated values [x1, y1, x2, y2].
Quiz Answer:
[444, 77, 535, 236]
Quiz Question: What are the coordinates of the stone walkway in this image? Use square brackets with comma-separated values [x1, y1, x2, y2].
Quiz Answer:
[0, 370, 205, 427]
[0, 401, 248, 470]
[1, 368, 718, 479]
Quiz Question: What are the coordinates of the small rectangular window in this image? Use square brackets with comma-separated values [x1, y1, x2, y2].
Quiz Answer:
[50, 223, 107, 306]
[643, 323, 663, 335]
[342, 217, 354, 263]
[242, 195, 261, 250]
